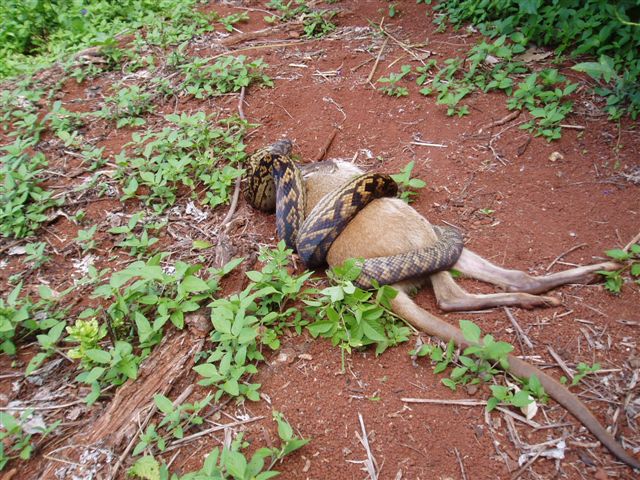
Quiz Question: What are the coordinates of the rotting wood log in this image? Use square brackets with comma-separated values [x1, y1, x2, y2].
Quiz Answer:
[39, 326, 206, 479]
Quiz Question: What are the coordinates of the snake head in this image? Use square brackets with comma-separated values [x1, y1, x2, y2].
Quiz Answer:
[269, 138, 293, 157]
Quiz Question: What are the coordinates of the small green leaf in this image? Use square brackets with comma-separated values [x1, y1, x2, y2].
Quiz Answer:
[192, 240, 213, 249]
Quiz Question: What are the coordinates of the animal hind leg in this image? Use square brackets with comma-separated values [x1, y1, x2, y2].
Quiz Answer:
[453, 249, 620, 295]
[429, 270, 561, 312]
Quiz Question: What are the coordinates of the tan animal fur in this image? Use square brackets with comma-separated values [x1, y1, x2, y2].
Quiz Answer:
[300, 159, 639, 469]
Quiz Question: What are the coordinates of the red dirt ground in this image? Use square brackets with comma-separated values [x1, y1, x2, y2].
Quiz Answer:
[1, 1, 639, 479]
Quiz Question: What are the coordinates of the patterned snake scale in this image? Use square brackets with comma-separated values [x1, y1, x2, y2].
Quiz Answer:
[244, 139, 464, 289]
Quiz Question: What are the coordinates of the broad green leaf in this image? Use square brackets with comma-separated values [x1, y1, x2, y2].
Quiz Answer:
[223, 378, 239, 396]
[154, 394, 174, 414]
[459, 320, 481, 343]
[85, 349, 111, 364]
[181, 275, 210, 293]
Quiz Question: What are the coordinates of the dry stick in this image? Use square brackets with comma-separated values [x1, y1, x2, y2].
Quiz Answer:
[357, 413, 378, 480]
[210, 40, 310, 61]
[378, 25, 428, 64]
[0, 399, 86, 412]
[402, 398, 487, 406]
[478, 110, 521, 133]
[163, 416, 265, 452]
[219, 87, 247, 230]
[366, 37, 388, 84]
[312, 128, 339, 162]
[503, 307, 534, 350]
[454, 447, 468, 480]
[623, 230, 640, 252]
[511, 450, 543, 480]
[546, 346, 574, 381]
[220, 22, 302, 47]
[545, 243, 588, 271]
[110, 385, 196, 479]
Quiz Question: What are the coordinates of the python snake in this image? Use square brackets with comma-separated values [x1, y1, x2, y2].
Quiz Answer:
[244, 139, 464, 288]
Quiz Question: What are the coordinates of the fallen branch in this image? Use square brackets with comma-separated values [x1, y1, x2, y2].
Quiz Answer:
[220, 22, 302, 47]
[478, 110, 521, 133]
[312, 128, 339, 162]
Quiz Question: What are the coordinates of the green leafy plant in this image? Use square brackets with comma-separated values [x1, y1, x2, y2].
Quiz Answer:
[413, 320, 546, 412]
[97, 84, 154, 128]
[560, 362, 602, 386]
[179, 55, 272, 99]
[377, 65, 412, 97]
[598, 244, 640, 294]
[46, 100, 85, 134]
[114, 112, 249, 212]
[507, 69, 578, 141]
[23, 241, 51, 269]
[75, 225, 98, 252]
[302, 10, 337, 38]
[219, 12, 250, 32]
[0, 82, 43, 133]
[128, 411, 308, 480]
[0, 409, 60, 470]
[390, 161, 427, 203]
[573, 54, 640, 120]
[264, 1, 337, 38]
[305, 259, 410, 369]
[0, 0, 213, 78]
[0, 138, 63, 238]
[133, 394, 212, 455]
[68, 255, 238, 403]
[265, 0, 310, 23]
[433, 0, 640, 121]
[195, 243, 311, 401]
[75, 340, 141, 404]
[66, 317, 108, 363]
[0, 283, 66, 358]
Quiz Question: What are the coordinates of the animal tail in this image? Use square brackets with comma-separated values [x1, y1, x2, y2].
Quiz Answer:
[390, 289, 640, 470]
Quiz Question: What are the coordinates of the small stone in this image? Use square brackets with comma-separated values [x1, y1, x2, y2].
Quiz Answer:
[628, 356, 640, 369]
[549, 151, 564, 162]
[465, 384, 479, 396]
[275, 348, 296, 365]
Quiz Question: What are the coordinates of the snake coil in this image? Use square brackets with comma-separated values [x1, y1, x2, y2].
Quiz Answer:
[245, 139, 464, 287]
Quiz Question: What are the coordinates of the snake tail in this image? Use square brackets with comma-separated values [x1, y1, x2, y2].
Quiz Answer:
[296, 173, 398, 268]
[355, 226, 464, 289]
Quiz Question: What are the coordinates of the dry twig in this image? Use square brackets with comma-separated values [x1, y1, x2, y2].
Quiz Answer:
[504, 307, 534, 350]
[545, 243, 587, 271]
[454, 447, 468, 480]
[356, 413, 379, 480]
[367, 37, 388, 84]
[313, 128, 339, 162]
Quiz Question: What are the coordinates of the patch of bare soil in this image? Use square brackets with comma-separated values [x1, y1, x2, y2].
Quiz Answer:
[1, 1, 639, 479]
